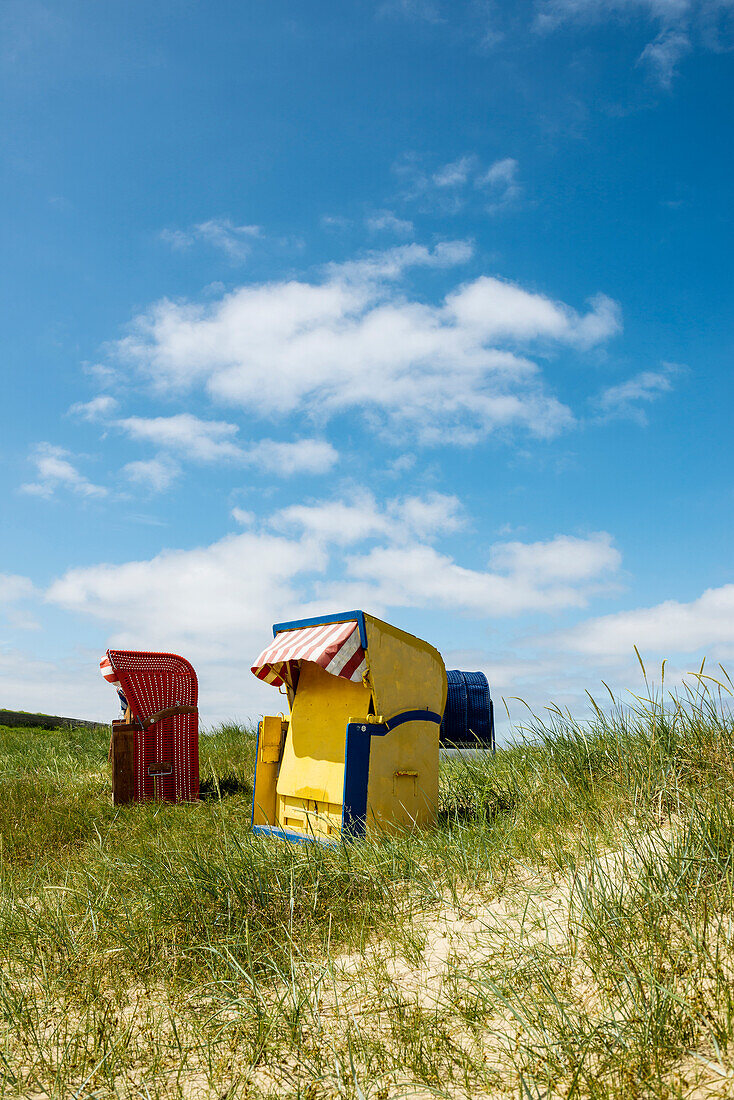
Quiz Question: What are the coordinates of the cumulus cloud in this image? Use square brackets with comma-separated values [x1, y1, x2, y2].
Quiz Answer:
[366, 210, 415, 235]
[122, 456, 181, 493]
[20, 444, 107, 500]
[476, 157, 522, 213]
[273, 489, 465, 545]
[68, 395, 118, 421]
[552, 583, 734, 660]
[118, 414, 244, 462]
[116, 414, 338, 477]
[110, 243, 619, 445]
[160, 218, 262, 262]
[443, 276, 619, 346]
[43, 493, 621, 723]
[231, 507, 255, 526]
[245, 438, 338, 475]
[433, 155, 477, 188]
[46, 530, 329, 665]
[321, 532, 621, 616]
[488, 532, 621, 584]
[593, 363, 678, 422]
[327, 239, 473, 282]
[396, 153, 522, 213]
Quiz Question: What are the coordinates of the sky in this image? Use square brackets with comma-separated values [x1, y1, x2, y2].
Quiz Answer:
[1, 0, 733, 736]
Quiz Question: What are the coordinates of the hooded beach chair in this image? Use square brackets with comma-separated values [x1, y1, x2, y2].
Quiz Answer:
[250, 611, 447, 842]
[101, 649, 199, 804]
[440, 670, 495, 749]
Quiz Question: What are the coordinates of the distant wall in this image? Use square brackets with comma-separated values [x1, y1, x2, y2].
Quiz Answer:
[0, 709, 106, 731]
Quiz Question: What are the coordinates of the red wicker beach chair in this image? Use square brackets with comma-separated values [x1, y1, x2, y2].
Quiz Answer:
[101, 649, 199, 804]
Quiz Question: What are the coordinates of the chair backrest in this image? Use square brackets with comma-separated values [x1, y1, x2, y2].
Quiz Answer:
[440, 670, 494, 748]
[107, 649, 197, 718]
[105, 649, 199, 802]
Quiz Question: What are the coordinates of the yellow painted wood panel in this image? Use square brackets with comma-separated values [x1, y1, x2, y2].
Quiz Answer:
[364, 614, 446, 720]
[276, 660, 371, 808]
[366, 719, 440, 833]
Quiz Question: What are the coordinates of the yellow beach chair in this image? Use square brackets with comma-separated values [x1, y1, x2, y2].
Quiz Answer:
[250, 611, 446, 841]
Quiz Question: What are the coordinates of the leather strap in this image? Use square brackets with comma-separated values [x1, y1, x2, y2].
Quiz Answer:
[110, 704, 198, 737]
[141, 704, 198, 729]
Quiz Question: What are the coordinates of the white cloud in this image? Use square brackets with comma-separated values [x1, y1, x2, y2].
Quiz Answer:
[321, 214, 352, 230]
[0, 646, 113, 721]
[111, 244, 619, 445]
[378, 0, 723, 91]
[386, 453, 417, 476]
[638, 27, 691, 87]
[245, 438, 339, 475]
[273, 489, 465, 546]
[396, 153, 522, 213]
[117, 414, 244, 462]
[46, 530, 328, 666]
[83, 362, 119, 388]
[443, 276, 619, 346]
[20, 444, 107, 500]
[328, 239, 473, 282]
[397, 493, 466, 539]
[366, 210, 415, 235]
[488, 532, 621, 584]
[116, 414, 338, 477]
[535, 0, 691, 34]
[231, 507, 255, 526]
[43, 501, 623, 721]
[68, 395, 118, 421]
[476, 157, 522, 213]
[0, 573, 35, 605]
[160, 218, 261, 262]
[534, 0, 698, 87]
[554, 583, 734, 659]
[322, 532, 621, 616]
[122, 456, 181, 493]
[433, 155, 477, 188]
[594, 364, 678, 422]
[273, 493, 393, 546]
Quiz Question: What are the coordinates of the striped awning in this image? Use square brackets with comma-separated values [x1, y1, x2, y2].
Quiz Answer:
[100, 652, 128, 713]
[251, 619, 367, 689]
[100, 655, 120, 687]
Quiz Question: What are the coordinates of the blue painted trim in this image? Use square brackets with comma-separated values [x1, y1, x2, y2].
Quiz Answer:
[272, 610, 368, 650]
[342, 722, 372, 838]
[250, 721, 262, 828]
[385, 709, 442, 732]
[341, 710, 441, 837]
[252, 823, 340, 847]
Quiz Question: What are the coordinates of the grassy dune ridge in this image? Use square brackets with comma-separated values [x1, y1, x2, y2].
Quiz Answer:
[1, 673, 734, 1098]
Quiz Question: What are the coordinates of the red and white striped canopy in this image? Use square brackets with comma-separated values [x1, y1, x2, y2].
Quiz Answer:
[251, 619, 367, 689]
[100, 654, 120, 688]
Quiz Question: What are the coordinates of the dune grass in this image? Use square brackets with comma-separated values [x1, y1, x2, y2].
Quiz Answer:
[1, 672, 734, 1098]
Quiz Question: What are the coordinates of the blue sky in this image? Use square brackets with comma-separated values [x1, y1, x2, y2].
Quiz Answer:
[1, 0, 733, 733]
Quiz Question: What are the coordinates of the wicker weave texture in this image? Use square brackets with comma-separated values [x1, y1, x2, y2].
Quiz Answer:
[107, 650, 199, 802]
